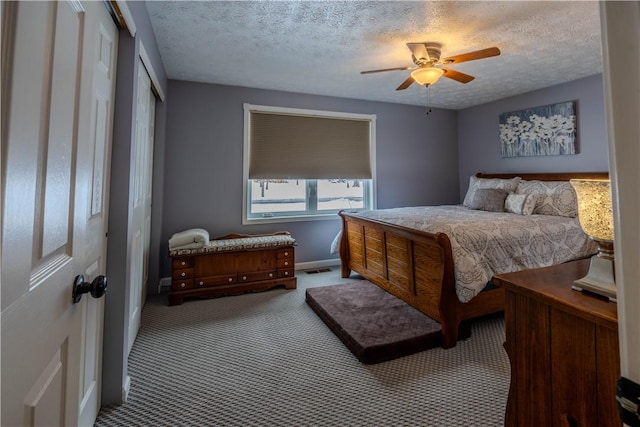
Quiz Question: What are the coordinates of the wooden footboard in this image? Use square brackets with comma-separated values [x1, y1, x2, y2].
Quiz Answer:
[338, 211, 499, 348]
[339, 171, 608, 348]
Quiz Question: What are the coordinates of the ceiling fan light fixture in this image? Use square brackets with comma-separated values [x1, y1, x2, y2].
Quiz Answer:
[411, 67, 445, 86]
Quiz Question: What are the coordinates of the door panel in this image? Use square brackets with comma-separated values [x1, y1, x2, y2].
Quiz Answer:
[1, 2, 117, 426]
[24, 345, 67, 427]
[2, 2, 84, 425]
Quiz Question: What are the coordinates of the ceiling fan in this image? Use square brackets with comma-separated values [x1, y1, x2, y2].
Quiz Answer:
[360, 42, 501, 90]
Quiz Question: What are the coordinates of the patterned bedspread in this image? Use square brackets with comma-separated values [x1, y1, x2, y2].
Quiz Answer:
[355, 205, 597, 303]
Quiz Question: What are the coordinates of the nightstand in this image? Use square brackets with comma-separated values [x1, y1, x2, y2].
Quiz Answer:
[493, 259, 621, 427]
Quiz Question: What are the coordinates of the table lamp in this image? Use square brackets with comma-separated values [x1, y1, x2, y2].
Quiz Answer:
[569, 178, 616, 302]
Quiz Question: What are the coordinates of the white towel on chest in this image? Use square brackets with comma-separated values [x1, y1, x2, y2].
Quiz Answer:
[168, 228, 210, 250]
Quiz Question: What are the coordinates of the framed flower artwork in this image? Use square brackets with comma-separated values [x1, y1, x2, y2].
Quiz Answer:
[499, 101, 577, 157]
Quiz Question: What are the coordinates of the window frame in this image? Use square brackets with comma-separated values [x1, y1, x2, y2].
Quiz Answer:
[242, 104, 377, 224]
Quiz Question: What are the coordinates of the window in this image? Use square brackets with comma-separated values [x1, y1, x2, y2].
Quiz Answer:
[243, 104, 376, 223]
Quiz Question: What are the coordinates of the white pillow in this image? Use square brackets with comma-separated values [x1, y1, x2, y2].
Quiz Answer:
[463, 175, 521, 208]
[516, 180, 577, 217]
[504, 193, 538, 215]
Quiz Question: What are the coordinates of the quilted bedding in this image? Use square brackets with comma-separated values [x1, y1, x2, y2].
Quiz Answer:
[355, 205, 597, 302]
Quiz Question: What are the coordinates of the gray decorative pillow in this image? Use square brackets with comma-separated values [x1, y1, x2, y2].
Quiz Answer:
[467, 188, 509, 212]
[516, 180, 577, 217]
[504, 193, 538, 215]
[463, 176, 521, 208]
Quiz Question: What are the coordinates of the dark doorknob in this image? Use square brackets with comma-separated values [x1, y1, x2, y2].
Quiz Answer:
[72, 275, 107, 304]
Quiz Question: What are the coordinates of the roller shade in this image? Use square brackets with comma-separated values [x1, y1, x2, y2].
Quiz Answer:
[248, 111, 372, 179]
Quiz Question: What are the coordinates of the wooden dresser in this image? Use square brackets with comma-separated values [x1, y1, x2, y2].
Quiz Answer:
[169, 233, 297, 306]
[493, 259, 621, 427]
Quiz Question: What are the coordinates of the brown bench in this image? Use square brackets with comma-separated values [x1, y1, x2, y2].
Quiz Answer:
[168, 232, 297, 306]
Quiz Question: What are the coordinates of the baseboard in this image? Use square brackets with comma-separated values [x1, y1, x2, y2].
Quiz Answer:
[122, 375, 131, 403]
[295, 259, 340, 271]
[157, 259, 341, 294]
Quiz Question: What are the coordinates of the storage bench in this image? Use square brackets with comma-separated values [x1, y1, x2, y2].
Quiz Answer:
[168, 232, 297, 306]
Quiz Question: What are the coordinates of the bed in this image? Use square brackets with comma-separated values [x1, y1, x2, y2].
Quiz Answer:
[338, 172, 608, 348]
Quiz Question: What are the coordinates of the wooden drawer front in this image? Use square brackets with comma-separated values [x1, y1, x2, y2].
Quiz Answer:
[277, 248, 294, 259]
[278, 268, 294, 278]
[171, 279, 193, 291]
[237, 250, 277, 272]
[238, 270, 277, 282]
[172, 268, 193, 279]
[172, 257, 193, 269]
[194, 252, 237, 277]
[195, 274, 237, 287]
[277, 257, 293, 268]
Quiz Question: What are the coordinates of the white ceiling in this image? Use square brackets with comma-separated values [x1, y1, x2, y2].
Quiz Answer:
[146, 1, 603, 110]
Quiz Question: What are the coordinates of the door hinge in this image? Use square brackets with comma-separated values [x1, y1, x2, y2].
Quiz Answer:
[617, 376, 640, 426]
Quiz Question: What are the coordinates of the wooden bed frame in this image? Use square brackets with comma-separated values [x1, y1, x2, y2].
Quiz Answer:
[339, 171, 608, 348]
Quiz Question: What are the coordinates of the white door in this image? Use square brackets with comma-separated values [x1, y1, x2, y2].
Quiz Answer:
[1, 2, 117, 426]
[128, 62, 156, 353]
[75, 2, 118, 424]
[599, 2, 640, 421]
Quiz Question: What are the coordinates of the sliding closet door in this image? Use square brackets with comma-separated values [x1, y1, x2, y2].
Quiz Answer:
[128, 60, 156, 353]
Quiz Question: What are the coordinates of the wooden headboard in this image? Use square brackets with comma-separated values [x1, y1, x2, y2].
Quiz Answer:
[476, 171, 609, 181]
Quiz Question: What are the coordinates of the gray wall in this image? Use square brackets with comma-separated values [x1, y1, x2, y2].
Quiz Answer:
[160, 81, 459, 278]
[457, 74, 609, 198]
[103, 1, 168, 405]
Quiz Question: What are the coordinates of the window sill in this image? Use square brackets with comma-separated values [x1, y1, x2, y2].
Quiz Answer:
[243, 211, 361, 225]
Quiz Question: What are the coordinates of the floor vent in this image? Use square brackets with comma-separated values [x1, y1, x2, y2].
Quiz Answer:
[305, 268, 332, 274]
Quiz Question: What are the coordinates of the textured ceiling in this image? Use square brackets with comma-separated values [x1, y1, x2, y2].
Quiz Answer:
[146, 1, 603, 110]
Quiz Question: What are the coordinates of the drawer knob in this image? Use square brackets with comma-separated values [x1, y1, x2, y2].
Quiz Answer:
[284, 271, 289, 276]
[284, 261, 289, 266]
[181, 272, 186, 277]
[284, 252, 289, 256]
[181, 261, 186, 266]
[180, 283, 186, 288]
[228, 277, 233, 282]
[199, 281, 204, 286]
[269, 273, 274, 278]
[242, 276, 247, 281]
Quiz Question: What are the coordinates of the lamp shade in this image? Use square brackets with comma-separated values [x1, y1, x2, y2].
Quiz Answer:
[570, 179, 614, 242]
[411, 67, 445, 86]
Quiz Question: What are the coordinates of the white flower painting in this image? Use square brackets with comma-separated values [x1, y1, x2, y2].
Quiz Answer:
[499, 101, 577, 157]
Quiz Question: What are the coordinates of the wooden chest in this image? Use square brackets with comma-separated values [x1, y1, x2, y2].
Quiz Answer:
[168, 233, 297, 306]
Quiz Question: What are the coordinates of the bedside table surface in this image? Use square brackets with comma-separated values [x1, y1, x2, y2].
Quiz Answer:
[493, 258, 618, 329]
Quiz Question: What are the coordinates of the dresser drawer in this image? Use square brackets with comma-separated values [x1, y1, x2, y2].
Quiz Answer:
[277, 248, 294, 259]
[194, 274, 238, 287]
[238, 270, 277, 282]
[171, 279, 193, 291]
[278, 268, 295, 279]
[172, 268, 193, 279]
[277, 257, 293, 268]
[172, 257, 193, 269]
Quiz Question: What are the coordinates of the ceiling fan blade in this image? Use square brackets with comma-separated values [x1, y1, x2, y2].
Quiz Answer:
[360, 66, 413, 74]
[396, 76, 415, 91]
[441, 47, 501, 65]
[441, 67, 475, 83]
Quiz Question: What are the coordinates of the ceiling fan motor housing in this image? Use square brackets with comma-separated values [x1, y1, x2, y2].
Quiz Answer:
[413, 42, 442, 66]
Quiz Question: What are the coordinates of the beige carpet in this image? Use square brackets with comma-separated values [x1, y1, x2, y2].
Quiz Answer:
[95, 268, 509, 426]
